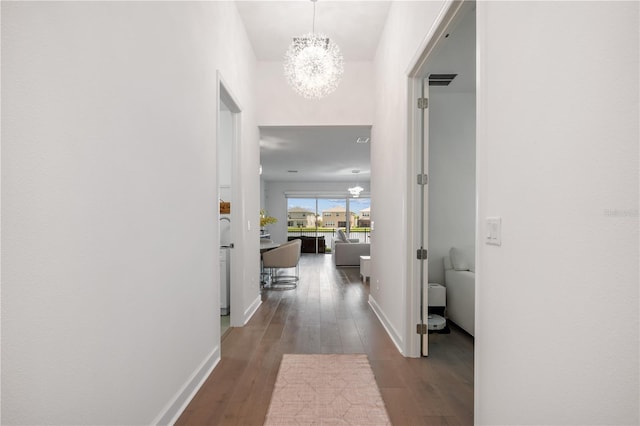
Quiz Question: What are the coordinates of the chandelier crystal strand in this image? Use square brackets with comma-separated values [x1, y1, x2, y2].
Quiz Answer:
[283, 0, 344, 99]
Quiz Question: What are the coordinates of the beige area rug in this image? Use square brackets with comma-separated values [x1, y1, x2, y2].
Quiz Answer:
[264, 354, 391, 425]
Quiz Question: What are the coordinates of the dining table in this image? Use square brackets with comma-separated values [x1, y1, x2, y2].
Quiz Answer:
[260, 239, 280, 252]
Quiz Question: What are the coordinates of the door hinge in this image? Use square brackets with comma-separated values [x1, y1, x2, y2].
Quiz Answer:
[418, 97, 429, 109]
[416, 323, 427, 335]
[417, 248, 428, 260]
[417, 174, 428, 185]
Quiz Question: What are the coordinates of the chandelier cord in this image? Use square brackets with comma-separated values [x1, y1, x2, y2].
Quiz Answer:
[283, 0, 343, 99]
[312, 1, 316, 35]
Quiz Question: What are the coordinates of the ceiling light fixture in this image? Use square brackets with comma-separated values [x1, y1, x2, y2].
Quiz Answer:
[348, 185, 363, 198]
[356, 137, 370, 144]
[283, 0, 344, 99]
[349, 170, 363, 197]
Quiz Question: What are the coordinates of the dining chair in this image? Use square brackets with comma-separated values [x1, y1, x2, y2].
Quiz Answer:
[261, 239, 302, 290]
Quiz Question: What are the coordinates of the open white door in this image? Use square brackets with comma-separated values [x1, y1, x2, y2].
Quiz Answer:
[406, 0, 472, 357]
[418, 77, 430, 356]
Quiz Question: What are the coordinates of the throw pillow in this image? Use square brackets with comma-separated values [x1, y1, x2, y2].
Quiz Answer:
[450, 247, 470, 271]
[336, 229, 349, 243]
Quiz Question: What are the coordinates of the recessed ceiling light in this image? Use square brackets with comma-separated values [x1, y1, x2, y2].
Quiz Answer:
[356, 137, 370, 144]
[287, 170, 298, 173]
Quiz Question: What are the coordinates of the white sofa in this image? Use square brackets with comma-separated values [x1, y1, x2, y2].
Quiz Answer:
[332, 239, 370, 266]
[443, 246, 475, 336]
[331, 229, 370, 266]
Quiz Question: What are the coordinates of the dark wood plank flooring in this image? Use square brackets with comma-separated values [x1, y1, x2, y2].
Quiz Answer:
[177, 254, 474, 425]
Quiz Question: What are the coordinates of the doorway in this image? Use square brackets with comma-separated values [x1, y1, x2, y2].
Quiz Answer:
[217, 72, 242, 338]
[407, 0, 476, 357]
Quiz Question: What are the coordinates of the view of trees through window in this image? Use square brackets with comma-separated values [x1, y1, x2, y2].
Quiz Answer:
[286, 197, 371, 253]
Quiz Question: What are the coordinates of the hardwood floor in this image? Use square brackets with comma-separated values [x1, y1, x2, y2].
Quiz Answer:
[176, 254, 474, 426]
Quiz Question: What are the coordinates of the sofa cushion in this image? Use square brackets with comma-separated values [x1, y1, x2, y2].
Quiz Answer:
[450, 246, 475, 272]
[333, 242, 370, 266]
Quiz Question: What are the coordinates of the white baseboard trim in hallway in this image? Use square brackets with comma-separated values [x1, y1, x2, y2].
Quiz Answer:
[368, 295, 405, 355]
[243, 295, 262, 325]
[153, 346, 220, 426]
[173, 255, 474, 424]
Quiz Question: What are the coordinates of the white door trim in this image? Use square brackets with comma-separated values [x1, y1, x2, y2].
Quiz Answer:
[216, 71, 244, 329]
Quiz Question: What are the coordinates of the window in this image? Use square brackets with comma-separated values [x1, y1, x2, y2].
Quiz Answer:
[286, 196, 371, 251]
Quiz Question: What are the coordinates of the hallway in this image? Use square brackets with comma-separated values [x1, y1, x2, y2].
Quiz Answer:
[177, 254, 474, 425]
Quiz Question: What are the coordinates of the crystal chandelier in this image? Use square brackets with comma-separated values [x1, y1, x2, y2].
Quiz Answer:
[283, 0, 344, 99]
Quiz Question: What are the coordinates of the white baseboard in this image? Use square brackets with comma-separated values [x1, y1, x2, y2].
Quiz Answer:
[243, 294, 262, 325]
[368, 295, 405, 355]
[153, 345, 220, 425]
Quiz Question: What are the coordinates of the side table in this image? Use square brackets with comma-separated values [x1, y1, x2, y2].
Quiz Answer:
[428, 283, 446, 307]
[360, 255, 371, 283]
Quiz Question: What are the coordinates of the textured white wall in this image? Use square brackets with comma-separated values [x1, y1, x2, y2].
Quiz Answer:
[1, 2, 259, 424]
[370, 0, 446, 351]
[475, 2, 639, 424]
[427, 91, 476, 284]
[256, 61, 374, 126]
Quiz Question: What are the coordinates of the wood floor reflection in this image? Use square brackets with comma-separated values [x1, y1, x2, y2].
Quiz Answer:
[176, 254, 474, 426]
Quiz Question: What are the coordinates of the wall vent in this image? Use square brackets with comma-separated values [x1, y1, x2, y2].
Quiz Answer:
[429, 74, 457, 86]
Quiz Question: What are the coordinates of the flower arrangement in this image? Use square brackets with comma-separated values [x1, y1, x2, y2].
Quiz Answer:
[260, 209, 278, 228]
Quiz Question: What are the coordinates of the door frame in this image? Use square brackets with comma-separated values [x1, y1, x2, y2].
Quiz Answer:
[405, 0, 471, 357]
[216, 71, 244, 328]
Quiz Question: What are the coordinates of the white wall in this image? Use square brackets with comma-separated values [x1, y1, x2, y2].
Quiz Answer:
[1, 2, 259, 424]
[219, 109, 233, 189]
[475, 2, 639, 424]
[256, 61, 374, 126]
[260, 177, 266, 211]
[263, 180, 370, 244]
[219, 109, 232, 246]
[373, 2, 638, 423]
[370, 0, 446, 352]
[428, 91, 476, 284]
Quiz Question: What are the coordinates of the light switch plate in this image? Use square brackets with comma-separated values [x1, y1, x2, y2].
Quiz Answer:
[485, 216, 502, 246]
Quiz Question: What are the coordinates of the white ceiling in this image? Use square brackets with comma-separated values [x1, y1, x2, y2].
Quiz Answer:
[242, 2, 475, 183]
[260, 126, 371, 182]
[236, 1, 392, 61]
[427, 5, 476, 94]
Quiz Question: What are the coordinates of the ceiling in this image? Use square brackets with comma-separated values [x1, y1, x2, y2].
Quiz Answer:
[426, 5, 476, 94]
[235, 1, 392, 61]
[241, 2, 475, 183]
[260, 126, 371, 182]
